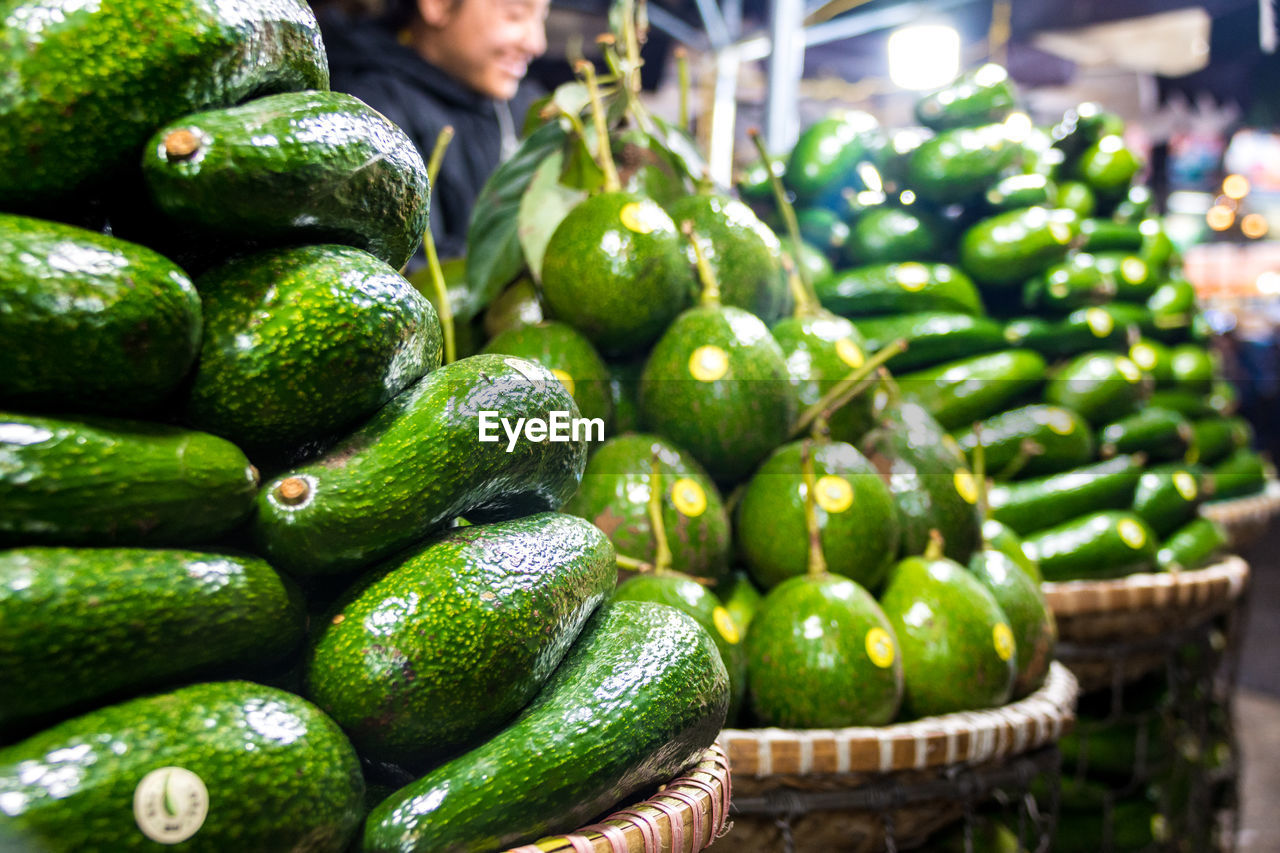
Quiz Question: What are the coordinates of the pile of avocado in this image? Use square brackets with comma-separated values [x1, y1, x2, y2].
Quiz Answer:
[740, 64, 1271, 585]
[0, 4, 729, 852]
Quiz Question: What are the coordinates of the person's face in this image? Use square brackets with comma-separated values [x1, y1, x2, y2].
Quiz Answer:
[418, 0, 549, 100]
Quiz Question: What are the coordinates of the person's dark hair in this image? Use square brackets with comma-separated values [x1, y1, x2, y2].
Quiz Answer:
[377, 0, 419, 28]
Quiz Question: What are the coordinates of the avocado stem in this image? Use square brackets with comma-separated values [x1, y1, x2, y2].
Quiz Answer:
[925, 529, 945, 561]
[995, 438, 1041, 481]
[781, 254, 821, 318]
[416, 126, 457, 364]
[790, 338, 906, 439]
[163, 129, 200, 161]
[675, 47, 690, 130]
[683, 221, 721, 306]
[576, 60, 622, 193]
[647, 454, 673, 573]
[799, 441, 829, 578]
[276, 477, 310, 505]
[748, 128, 814, 298]
[601, 39, 654, 135]
[971, 429, 990, 522]
[615, 553, 652, 572]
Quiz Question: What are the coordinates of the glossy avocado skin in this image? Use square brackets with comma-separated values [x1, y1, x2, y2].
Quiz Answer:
[0, 681, 364, 853]
[915, 64, 1017, 130]
[363, 601, 728, 853]
[899, 349, 1047, 431]
[815, 262, 983, 317]
[1021, 253, 1116, 314]
[0, 214, 201, 415]
[306, 513, 615, 769]
[785, 112, 881, 201]
[1005, 303, 1150, 359]
[1045, 351, 1147, 424]
[954, 404, 1095, 479]
[1099, 407, 1191, 461]
[563, 434, 731, 583]
[253, 354, 589, 576]
[0, 548, 304, 729]
[987, 454, 1145, 536]
[844, 206, 943, 266]
[1158, 517, 1229, 571]
[0, 0, 329, 208]
[746, 573, 902, 727]
[906, 125, 1020, 203]
[0, 412, 258, 549]
[1189, 416, 1249, 466]
[959, 206, 1077, 287]
[1212, 448, 1269, 499]
[880, 554, 1016, 717]
[736, 440, 900, 591]
[143, 92, 429, 270]
[772, 313, 876, 443]
[968, 548, 1055, 698]
[853, 312, 1007, 373]
[186, 245, 441, 462]
[483, 321, 614, 432]
[667, 194, 790, 324]
[982, 518, 1041, 582]
[614, 572, 746, 722]
[860, 402, 981, 562]
[986, 173, 1056, 211]
[540, 192, 690, 358]
[1024, 510, 1159, 581]
[639, 305, 793, 485]
[1171, 344, 1215, 394]
[1132, 463, 1207, 536]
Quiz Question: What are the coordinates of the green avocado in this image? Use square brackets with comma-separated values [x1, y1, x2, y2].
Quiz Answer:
[305, 513, 614, 769]
[852, 312, 1007, 373]
[778, 236, 835, 284]
[1157, 517, 1230, 571]
[362, 601, 727, 853]
[1113, 184, 1154, 222]
[540, 192, 690, 358]
[0, 214, 201, 415]
[605, 357, 645, 435]
[907, 124, 1020, 203]
[143, 91, 429, 269]
[844, 206, 944, 265]
[1078, 218, 1143, 253]
[667, 194, 790, 323]
[718, 570, 763, 635]
[982, 519, 1042, 582]
[1147, 278, 1197, 336]
[1132, 463, 1208, 536]
[954, 404, 1095, 480]
[959, 206, 1077, 287]
[253, 354, 589, 576]
[880, 552, 1016, 717]
[614, 571, 746, 722]
[0, 548, 303, 730]
[967, 548, 1054, 698]
[1170, 345, 1215, 394]
[860, 402, 982, 562]
[0, 412, 258, 549]
[899, 349, 1047, 431]
[746, 573, 903, 727]
[186, 245, 441, 462]
[1098, 407, 1191, 462]
[563, 433, 731, 583]
[1021, 253, 1116, 313]
[815, 262, 983, 317]
[482, 321, 613, 431]
[1023, 510, 1159, 581]
[1045, 351, 1148, 424]
[736, 439, 900, 591]
[0, 681, 363, 853]
[772, 313, 876, 443]
[797, 206, 852, 255]
[0, 0, 329, 208]
[1055, 181, 1097, 217]
[915, 64, 1017, 130]
[1004, 303, 1149, 359]
[1092, 251, 1158, 302]
[1051, 102, 1125, 162]
[1187, 417, 1246, 466]
[1127, 338, 1177, 387]
[786, 111, 881, 201]
[987, 455, 1146, 536]
[1076, 135, 1142, 196]
[483, 278, 544, 339]
[638, 304, 793, 485]
[1211, 448, 1270, 499]
[986, 172, 1057, 211]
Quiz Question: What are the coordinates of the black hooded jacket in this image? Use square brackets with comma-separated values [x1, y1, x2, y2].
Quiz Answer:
[318, 9, 542, 262]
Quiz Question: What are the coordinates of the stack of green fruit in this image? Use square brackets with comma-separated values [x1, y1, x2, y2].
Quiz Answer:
[475, 41, 1055, 730]
[741, 64, 1270, 585]
[0, 4, 728, 852]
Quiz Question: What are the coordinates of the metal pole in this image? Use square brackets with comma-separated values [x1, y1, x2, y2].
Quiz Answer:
[765, 0, 806, 152]
[708, 48, 740, 187]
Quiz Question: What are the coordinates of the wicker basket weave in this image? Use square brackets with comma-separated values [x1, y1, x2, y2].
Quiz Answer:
[1201, 479, 1280, 548]
[713, 664, 1078, 852]
[503, 743, 732, 853]
[1042, 555, 1249, 691]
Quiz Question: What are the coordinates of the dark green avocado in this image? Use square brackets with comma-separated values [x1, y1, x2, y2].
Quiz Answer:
[0, 681, 364, 853]
[915, 64, 1017, 130]
[987, 454, 1145, 536]
[906, 124, 1020, 203]
[843, 206, 944, 266]
[1024, 510, 1159, 581]
[954, 404, 1095, 480]
[483, 320, 614, 432]
[186, 245, 441, 462]
[362, 601, 728, 853]
[305, 513, 615, 769]
[0, 548, 304, 729]
[959, 206, 1077, 287]
[143, 91, 429, 270]
[772, 313, 877, 443]
[968, 548, 1055, 698]
[0, 0, 329, 209]
[899, 349, 1047, 431]
[853, 312, 1008, 373]
[815, 261, 983, 317]
[1045, 351, 1147, 424]
[0, 214, 201, 415]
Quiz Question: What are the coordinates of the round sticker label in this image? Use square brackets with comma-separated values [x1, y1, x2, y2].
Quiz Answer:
[896, 262, 930, 291]
[814, 475, 854, 513]
[1173, 470, 1198, 502]
[954, 469, 979, 505]
[688, 346, 729, 382]
[865, 627, 896, 668]
[550, 369, 576, 398]
[993, 623, 1015, 661]
[1130, 343, 1157, 370]
[1086, 308, 1114, 338]
[134, 767, 209, 844]
[671, 477, 708, 517]
[1049, 222, 1073, 244]
[713, 606, 741, 644]
[1046, 409, 1076, 436]
[1120, 257, 1148, 284]
[1117, 518, 1148, 549]
[836, 337, 865, 369]
[619, 201, 661, 234]
[1115, 357, 1142, 383]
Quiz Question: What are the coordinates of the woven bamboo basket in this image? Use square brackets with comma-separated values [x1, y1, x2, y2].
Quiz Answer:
[1201, 479, 1280, 548]
[1042, 555, 1249, 691]
[503, 743, 732, 853]
[714, 662, 1078, 852]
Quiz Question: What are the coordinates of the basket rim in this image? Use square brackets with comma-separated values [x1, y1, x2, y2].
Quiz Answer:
[1041, 554, 1248, 617]
[719, 661, 1077, 779]
[1201, 478, 1280, 522]
[503, 742, 732, 853]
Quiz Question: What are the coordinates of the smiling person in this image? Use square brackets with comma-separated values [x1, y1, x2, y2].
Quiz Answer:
[317, 0, 549, 262]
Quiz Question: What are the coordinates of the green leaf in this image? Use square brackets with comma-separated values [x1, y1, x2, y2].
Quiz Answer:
[551, 81, 591, 123]
[521, 93, 554, 137]
[518, 151, 588, 282]
[561, 131, 606, 191]
[650, 116, 708, 184]
[463, 121, 566, 321]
